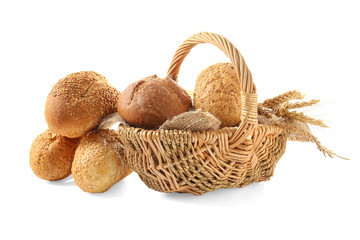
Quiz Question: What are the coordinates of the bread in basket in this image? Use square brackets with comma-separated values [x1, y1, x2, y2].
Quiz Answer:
[118, 32, 345, 195]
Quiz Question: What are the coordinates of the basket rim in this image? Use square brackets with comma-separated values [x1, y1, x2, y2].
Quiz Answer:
[117, 121, 283, 137]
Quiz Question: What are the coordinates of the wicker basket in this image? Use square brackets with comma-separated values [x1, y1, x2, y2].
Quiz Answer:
[118, 32, 335, 195]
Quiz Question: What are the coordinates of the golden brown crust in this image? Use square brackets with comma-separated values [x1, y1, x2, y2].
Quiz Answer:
[45, 71, 119, 138]
[194, 63, 242, 127]
[71, 129, 132, 193]
[29, 129, 80, 181]
[117, 75, 192, 129]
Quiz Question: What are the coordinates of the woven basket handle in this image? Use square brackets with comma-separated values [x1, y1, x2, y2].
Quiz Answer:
[167, 32, 258, 125]
[167, 32, 257, 94]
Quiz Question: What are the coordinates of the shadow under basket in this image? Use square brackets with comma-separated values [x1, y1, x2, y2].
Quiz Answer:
[118, 32, 344, 195]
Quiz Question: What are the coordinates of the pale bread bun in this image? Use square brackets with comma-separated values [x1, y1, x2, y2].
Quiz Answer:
[194, 63, 242, 127]
[72, 129, 132, 193]
[117, 75, 192, 129]
[29, 129, 79, 181]
[45, 71, 119, 138]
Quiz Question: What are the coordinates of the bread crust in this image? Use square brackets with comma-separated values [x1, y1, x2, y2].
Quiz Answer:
[71, 129, 132, 193]
[194, 63, 242, 127]
[29, 129, 79, 181]
[45, 71, 119, 138]
[117, 75, 192, 129]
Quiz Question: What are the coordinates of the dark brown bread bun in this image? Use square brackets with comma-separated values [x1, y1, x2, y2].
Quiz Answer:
[117, 75, 192, 129]
[45, 71, 119, 138]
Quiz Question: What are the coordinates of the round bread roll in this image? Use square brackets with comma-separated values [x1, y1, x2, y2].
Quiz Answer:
[194, 63, 242, 127]
[45, 71, 119, 138]
[72, 129, 132, 193]
[29, 129, 79, 181]
[117, 75, 192, 129]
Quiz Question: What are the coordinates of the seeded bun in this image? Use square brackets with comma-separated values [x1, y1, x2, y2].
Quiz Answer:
[29, 129, 79, 181]
[194, 63, 242, 127]
[72, 129, 132, 193]
[45, 71, 119, 138]
[117, 75, 192, 129]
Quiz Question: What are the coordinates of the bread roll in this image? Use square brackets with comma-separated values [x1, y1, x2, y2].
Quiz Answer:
[194, 63, 242, 127]
[72, 129, 132, 193]
[29, 129, 79, 181]
[117, 75, 192, 129]
[45, 71, 119, 138]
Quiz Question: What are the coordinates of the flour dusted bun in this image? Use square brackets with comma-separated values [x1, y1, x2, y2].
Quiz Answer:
[117, 75, 192, 129]
[45, 71, 119, 138]
[72, 129, 132, 193]
[194, 63, 242, 127]
[29, 129, 79, 181]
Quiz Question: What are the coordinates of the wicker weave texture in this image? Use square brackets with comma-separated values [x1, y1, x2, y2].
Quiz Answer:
[119, 124, 286, 195]
[118, 32, 290, 195]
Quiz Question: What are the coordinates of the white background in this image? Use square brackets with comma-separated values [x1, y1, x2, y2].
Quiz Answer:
[1, 0, 359, 239]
